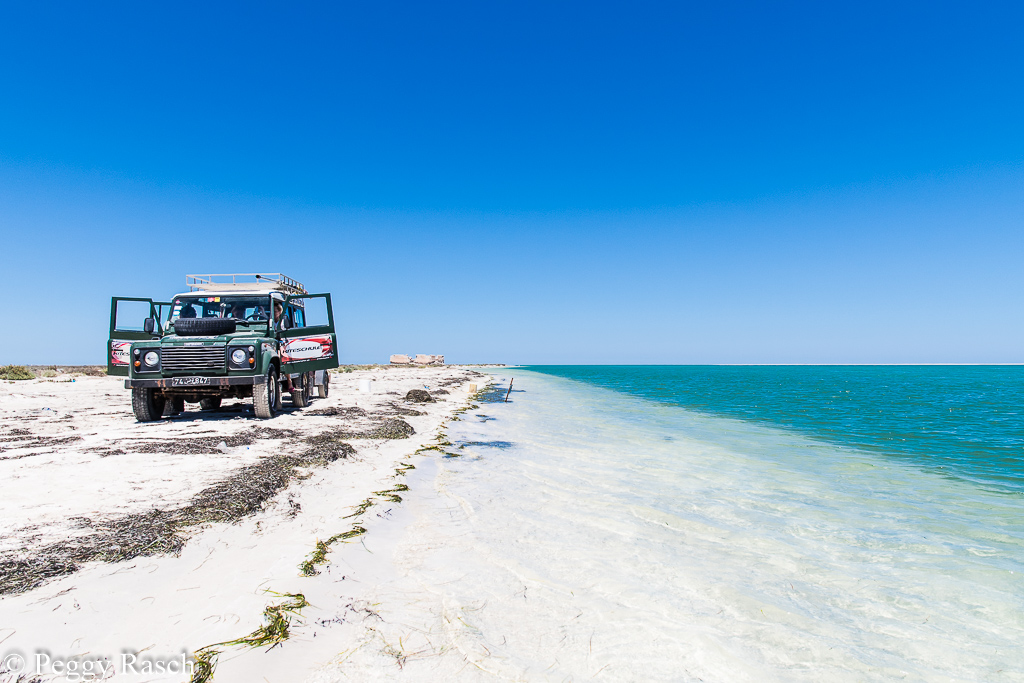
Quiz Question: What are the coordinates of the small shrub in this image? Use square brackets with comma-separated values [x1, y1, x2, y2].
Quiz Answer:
[0, 365, 34, 380]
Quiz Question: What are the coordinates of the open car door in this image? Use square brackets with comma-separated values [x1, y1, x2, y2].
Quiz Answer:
[279, 293, 339, 375]
[155, 301, 173, 333]
[107, 297, 159, 376]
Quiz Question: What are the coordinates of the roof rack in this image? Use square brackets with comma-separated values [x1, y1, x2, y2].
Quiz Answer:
[185, 273, 307, 295]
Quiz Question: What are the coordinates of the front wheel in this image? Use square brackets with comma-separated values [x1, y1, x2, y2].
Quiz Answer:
[132, 388, 166, 422]
[253, 367, 280, 419]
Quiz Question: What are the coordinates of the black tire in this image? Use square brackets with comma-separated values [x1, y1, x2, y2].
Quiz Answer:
[291, 372, 312, 408]
[199, 397, 222, 411]
[163, 396, 185, 416]
[273, 372, 284, 412]
[173, 318, 237, 337]
[132, 388, 166, 422]
[318, 372, 329, 398]
[254, 367, 280, 419]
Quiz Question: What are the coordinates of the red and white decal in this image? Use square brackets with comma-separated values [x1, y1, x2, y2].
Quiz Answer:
[110, 340, 132, 366]
[281, 336, 334, 362]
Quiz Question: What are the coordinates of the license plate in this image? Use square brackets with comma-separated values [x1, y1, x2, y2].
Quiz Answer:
[171, 376, 211, 386]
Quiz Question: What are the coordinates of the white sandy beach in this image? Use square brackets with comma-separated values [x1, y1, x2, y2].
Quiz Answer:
[0, 366, 487, 682]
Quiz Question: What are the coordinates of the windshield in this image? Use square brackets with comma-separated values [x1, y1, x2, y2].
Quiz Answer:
[169, 296, 272, 326]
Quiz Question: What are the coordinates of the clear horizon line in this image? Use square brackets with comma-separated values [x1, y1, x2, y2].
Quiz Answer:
[509, 362, 1024, 367]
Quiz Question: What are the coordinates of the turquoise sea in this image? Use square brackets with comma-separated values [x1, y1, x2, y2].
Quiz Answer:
[530, 365, 1024, 493]
[328, 366, 1024, 681]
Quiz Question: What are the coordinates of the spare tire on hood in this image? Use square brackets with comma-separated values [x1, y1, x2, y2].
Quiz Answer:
[173, 318, 237, 336]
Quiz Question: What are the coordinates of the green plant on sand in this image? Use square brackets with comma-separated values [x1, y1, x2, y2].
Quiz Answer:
[190, 592, 310, 683]
[298, 526, 367, 576]
[297, 456, 420, 577]
[0, 365, 34, 380]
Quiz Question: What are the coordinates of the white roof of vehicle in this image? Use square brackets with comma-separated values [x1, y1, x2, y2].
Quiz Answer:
[173, 289, 287, 299]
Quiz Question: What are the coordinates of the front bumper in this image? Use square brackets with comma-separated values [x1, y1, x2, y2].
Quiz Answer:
[125, 376, 261, 389]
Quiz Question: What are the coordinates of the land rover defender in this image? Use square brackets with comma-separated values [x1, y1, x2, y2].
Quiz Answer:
[108, 274, 338, 421]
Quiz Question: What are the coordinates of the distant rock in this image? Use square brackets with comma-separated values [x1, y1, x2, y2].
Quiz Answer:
[405, 389, 434, 403]
[391, 354, 444, 365]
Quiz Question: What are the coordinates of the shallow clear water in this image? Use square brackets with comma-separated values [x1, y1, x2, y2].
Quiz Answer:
[332, 368, 1024, 681]
[527, 365, 1024, 492]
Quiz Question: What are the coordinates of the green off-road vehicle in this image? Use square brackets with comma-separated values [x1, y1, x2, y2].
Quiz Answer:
[108, 274, 338, 422]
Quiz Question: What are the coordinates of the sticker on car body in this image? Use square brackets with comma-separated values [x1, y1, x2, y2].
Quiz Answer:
[110, 341, 132, 366]
[281, 336, 334, 362]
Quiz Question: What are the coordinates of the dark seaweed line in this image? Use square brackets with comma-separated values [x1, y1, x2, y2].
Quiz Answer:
[0, 430, 355, 596]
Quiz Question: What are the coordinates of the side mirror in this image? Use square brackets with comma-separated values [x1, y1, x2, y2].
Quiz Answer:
[144, 318, 156, 334]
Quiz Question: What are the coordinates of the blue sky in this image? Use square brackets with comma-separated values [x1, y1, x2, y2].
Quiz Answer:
[2, 1, 1022, 364]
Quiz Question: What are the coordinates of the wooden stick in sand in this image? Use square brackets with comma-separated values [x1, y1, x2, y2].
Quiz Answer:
[505, 378, 513, 402]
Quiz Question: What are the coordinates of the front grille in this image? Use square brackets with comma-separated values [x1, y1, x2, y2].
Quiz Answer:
[162, 346, 226, 373]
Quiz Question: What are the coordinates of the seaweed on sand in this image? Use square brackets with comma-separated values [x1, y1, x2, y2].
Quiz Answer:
[414, 429, 461, 458]
[372, 419, 415, 439]
[386, 403, 426, 417]
[374, 483, 409, 503]
[128, 427, 296, 455]
[0, 416, 422, 592]
[303, 419, 416, 441]
[404, 389, 434, 403]
[0, 434, 83, 453]
[450, 401, 480, 421]
[191, 592, 310, 683]
[298, 526, 367, 576]
[297, 459, 417, 576]
[305, 405, 368, 418]
[302, 431, 357, 463]
[0, 431, 353, 595]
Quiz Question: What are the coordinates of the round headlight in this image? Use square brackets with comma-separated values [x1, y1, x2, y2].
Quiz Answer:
[144, 351, 159, 367]
[231, 349, 247, 365]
